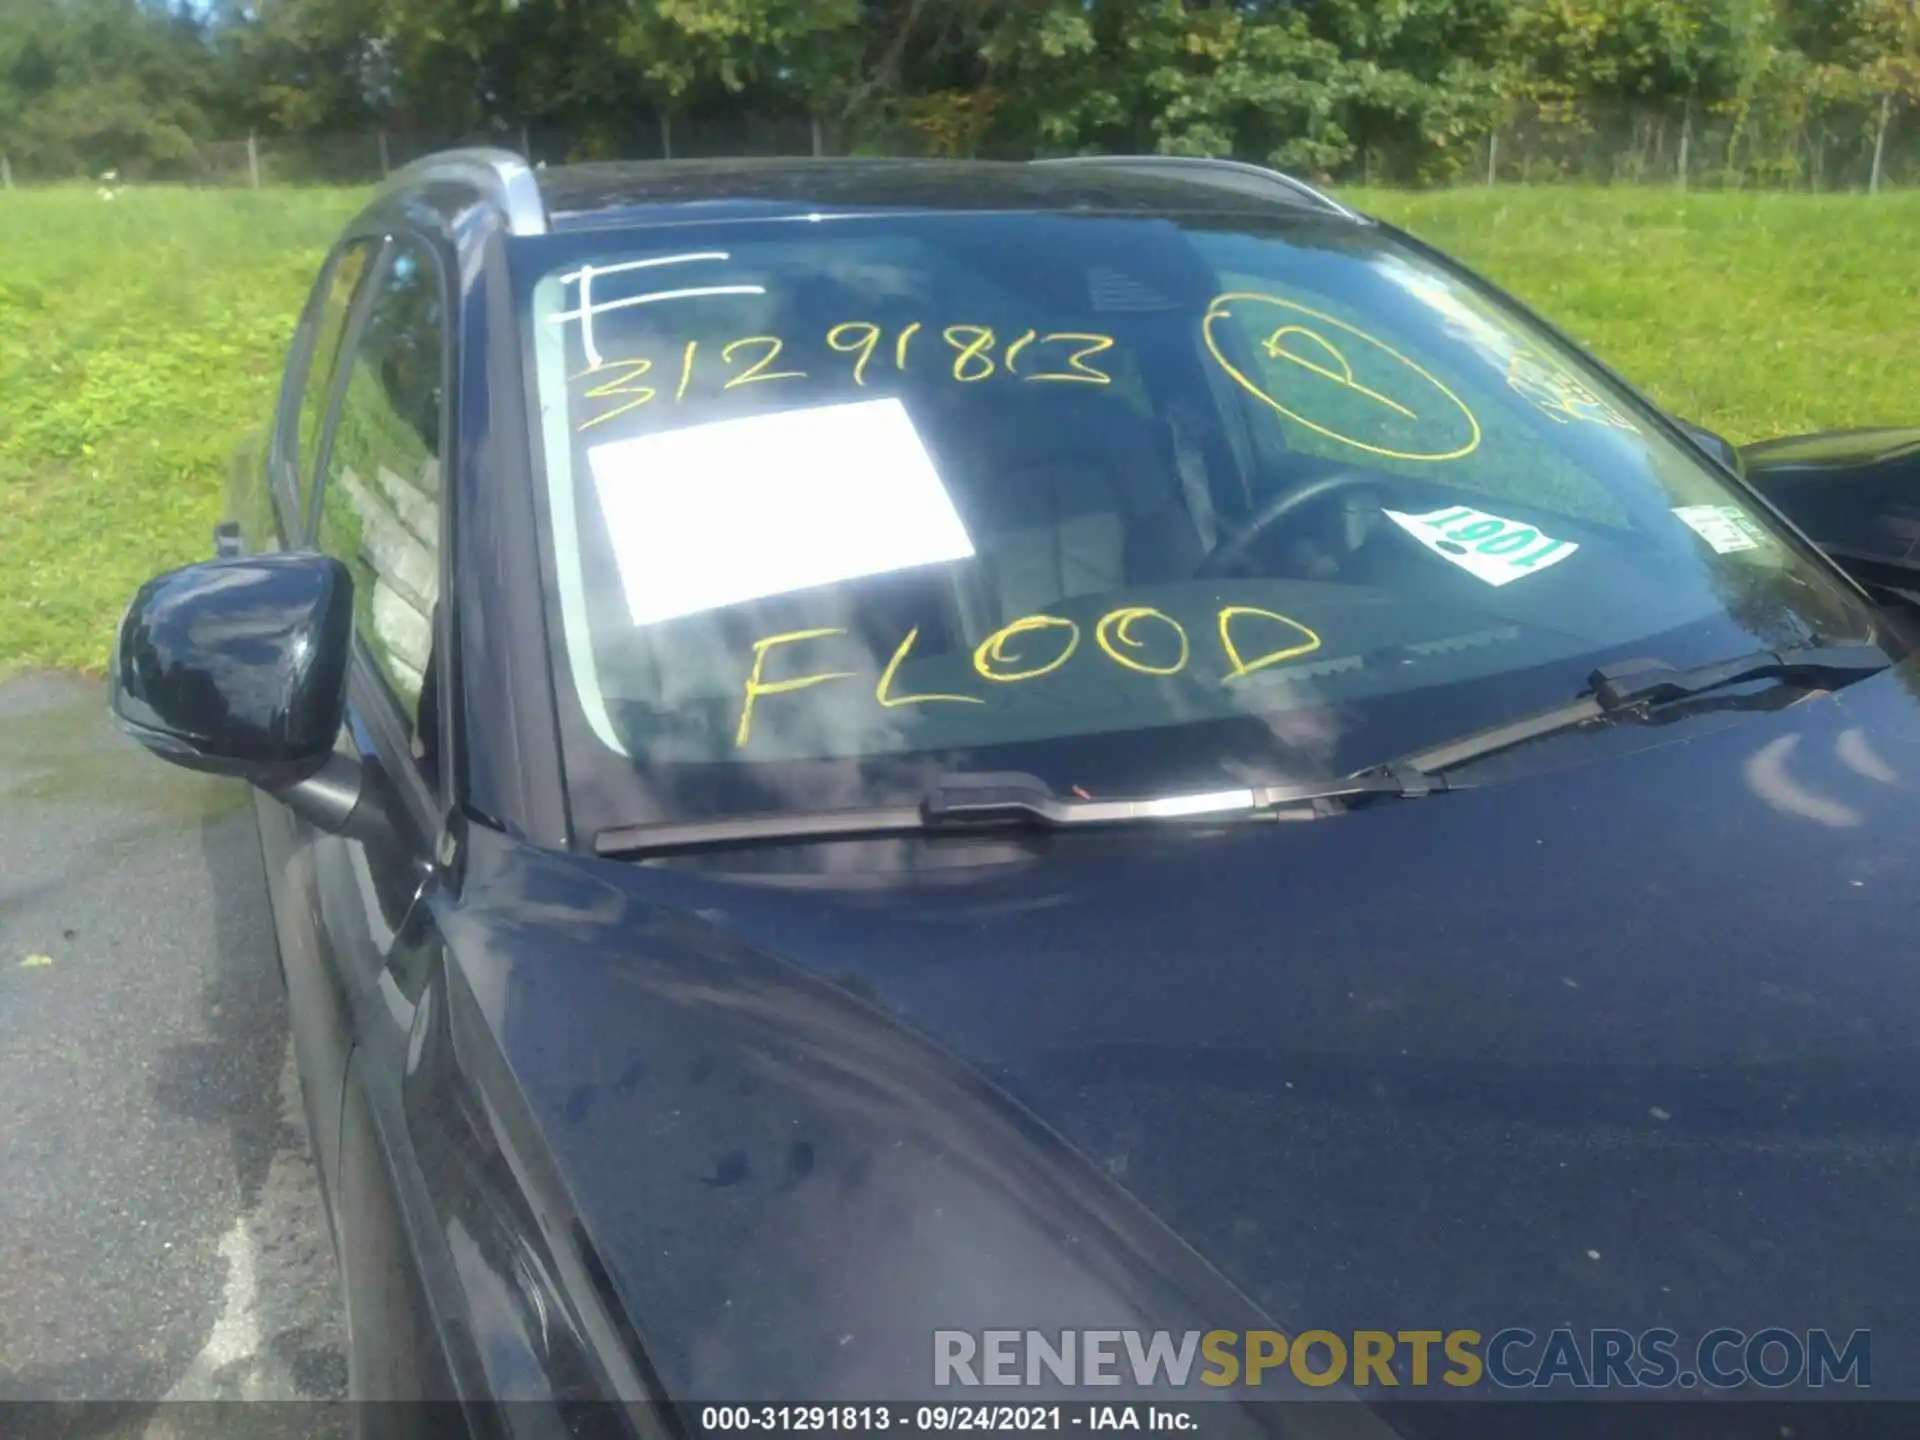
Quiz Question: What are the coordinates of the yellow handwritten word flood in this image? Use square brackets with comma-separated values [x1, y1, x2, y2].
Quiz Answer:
[734, 603, 1324, 749]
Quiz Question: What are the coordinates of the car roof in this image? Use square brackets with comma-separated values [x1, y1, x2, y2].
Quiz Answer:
[534, 156, 1361, 231]
[368, 149, 1366, 240]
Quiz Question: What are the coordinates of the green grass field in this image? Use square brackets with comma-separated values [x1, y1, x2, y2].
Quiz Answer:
[0, 187, 363, 673]
[2, 182, 1916, 674]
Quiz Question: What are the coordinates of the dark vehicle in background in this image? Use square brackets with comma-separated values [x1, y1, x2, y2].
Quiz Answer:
[108, 150, 1920, 1436]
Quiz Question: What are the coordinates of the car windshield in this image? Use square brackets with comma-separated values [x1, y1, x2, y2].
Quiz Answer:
[512, 203, 1874, 836]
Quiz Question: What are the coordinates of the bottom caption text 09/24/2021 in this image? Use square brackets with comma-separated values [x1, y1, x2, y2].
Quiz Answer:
[697, 1405, 1199, 1433]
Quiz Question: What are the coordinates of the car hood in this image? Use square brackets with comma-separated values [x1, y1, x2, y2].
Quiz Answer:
[444, 667, 1920, 1406]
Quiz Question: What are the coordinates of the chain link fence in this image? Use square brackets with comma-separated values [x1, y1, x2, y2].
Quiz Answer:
[6, 94, 1912, 192]
[1474, 94, 1914, 193]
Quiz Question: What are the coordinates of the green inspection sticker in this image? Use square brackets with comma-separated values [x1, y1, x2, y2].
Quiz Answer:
[1672, 504, 1771, 554]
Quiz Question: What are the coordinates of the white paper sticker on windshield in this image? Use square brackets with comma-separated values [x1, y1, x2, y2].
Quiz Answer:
[586, 398, 975, 626]
[1672, 504, 1765, 554]
[1382, 505, 1578, 586]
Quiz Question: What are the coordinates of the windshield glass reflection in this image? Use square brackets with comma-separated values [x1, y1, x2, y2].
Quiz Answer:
[513, 211, 1873, 835]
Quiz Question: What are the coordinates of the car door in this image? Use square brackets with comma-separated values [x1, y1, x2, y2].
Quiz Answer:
[305, 227, 470, 1406]
[245, 234, 384, 1232]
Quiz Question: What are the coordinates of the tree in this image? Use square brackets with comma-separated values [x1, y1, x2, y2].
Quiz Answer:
[0, 0, 1909, 187]
[1502, 0, 1778, 104]
[0, 0, 222, 179]
[609, 0, 862, 156]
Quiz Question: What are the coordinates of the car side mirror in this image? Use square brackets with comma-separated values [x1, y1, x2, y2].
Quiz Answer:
[1677, 420, 1745, 478]
[1739, 428, 1920, 605]
[109, 552, 380, 835]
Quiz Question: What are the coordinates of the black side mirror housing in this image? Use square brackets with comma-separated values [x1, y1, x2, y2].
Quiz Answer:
[1739, 429, 1920, 604]
[1677, 421, 1745, 478]
[109, 553, 381, 838]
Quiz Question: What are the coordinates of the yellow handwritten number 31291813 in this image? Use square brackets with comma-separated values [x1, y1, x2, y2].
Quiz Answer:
[573, 321, 1121, 431]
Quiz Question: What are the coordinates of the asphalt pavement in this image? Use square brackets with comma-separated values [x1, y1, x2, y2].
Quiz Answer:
[0, 672, 349, 1435]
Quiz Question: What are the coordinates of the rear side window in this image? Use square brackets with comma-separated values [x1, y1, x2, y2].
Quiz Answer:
[292, 240, 376, 529]
[315, 235, 446, 743]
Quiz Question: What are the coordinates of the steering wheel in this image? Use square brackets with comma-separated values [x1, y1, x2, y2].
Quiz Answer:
[1196, 467, 1387, 579]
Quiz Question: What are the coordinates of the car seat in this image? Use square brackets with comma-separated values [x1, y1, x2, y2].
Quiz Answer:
[922, 386, 1209, 640]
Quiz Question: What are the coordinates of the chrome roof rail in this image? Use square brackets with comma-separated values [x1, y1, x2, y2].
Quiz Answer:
[1030, 154, 1361, 221]
[378, 146, 549, 236]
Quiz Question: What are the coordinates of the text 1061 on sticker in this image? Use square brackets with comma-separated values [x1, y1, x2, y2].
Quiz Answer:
[570, 321, 1120, 432]
[1382, 505, 1578, 587]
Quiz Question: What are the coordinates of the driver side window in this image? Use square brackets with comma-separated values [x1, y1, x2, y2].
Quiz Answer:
[313, 235, 447, 781]
[285, 241, 377, 536]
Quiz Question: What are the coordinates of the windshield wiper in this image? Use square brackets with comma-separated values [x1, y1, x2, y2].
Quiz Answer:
[592, 767, 1441, 859]
[594, 646, 1891, 858]
[1375, 642, 1891, 780]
